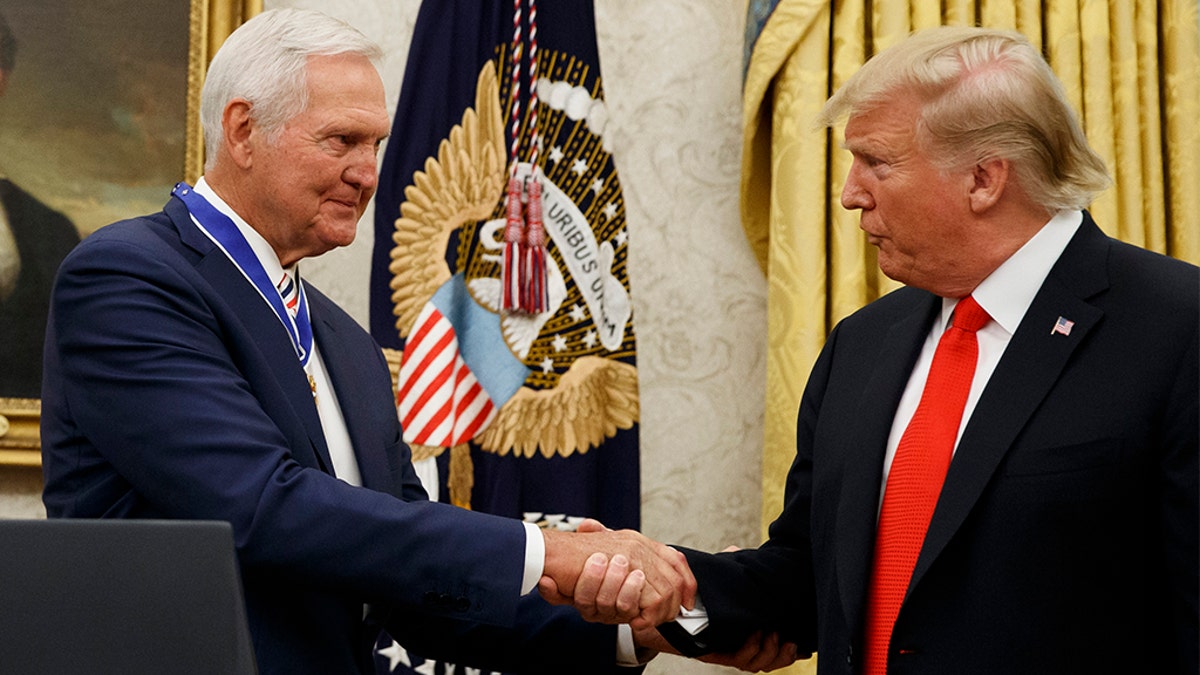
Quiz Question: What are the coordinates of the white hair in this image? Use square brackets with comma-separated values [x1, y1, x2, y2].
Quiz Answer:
[200, 8, 383, 169]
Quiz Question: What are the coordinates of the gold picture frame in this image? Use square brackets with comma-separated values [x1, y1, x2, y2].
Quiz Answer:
[0, 0, 261, 466]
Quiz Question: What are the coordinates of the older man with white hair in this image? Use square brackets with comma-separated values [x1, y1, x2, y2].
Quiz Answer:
[41, 9, 697, 675]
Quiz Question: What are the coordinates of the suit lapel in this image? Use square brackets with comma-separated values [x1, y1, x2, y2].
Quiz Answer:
[911, 217, 1110, 594]
[166, 198, 336, 475]
[837, 293, 941, 635]
[308, 295, 394, 493]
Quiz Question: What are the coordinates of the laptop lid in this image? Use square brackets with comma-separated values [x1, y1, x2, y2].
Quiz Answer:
[0, 518, 257, 674]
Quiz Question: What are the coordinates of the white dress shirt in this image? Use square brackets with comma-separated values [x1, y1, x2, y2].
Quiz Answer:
[879, 209, 1082, 501]
[192, 178, 363, 486]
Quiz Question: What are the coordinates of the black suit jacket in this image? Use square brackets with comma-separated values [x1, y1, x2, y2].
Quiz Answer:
[677, 214, 1198, 674]
[41, 196, 627, 675]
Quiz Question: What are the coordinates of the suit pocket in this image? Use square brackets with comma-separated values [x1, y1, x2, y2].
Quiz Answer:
[1000, 438, 1124, 477]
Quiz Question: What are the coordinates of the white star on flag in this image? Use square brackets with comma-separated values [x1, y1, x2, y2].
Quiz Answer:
[377, 637, 411, 670]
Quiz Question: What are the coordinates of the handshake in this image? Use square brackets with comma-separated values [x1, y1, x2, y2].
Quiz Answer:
[538, 519, 693, 630]
[537, 519, 799, 670]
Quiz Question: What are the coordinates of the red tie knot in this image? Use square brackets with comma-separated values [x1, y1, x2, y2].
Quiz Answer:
[952, 295, 991, 333]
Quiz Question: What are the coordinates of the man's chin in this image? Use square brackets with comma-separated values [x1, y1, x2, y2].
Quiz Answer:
[874, 257, 907, 285]
[312, 220, 359, 250]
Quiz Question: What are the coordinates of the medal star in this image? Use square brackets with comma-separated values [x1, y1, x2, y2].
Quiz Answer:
[583, 329, 598, 349]
[540, 356, 555, 373]
[549, 145, 565, 163]
[614, 228, 628, 247]
[591, 177, 605, 194]
[571, 158, 589, 176]
[569, 303, 587, 322]
[552, 334, 568, 352]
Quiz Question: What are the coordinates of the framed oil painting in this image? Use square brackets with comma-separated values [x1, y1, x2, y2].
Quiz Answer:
[0, 0, 260, 465]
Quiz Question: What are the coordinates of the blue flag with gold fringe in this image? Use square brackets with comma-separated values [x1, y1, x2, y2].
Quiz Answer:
[370, 1, 639, 671]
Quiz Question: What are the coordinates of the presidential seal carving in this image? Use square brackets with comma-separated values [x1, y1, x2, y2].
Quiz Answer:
[388, 55, 638, 472]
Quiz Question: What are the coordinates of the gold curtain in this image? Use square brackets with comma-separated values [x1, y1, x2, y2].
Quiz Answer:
[744, 2, 1198, 671]
[184, 0, 263, 184]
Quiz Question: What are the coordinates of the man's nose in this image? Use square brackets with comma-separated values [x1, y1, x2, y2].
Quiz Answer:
[345, 146, 378, 190]
[840, 166, 871, 211]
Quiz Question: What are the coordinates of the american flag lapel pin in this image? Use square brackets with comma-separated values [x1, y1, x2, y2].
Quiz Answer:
[1051, 316, 1075, 336]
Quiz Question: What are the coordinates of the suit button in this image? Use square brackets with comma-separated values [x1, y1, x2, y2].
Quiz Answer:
[846, 645, 853, 666]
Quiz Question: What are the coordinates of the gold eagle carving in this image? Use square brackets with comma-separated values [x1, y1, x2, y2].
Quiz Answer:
[386, 61, 638, 464]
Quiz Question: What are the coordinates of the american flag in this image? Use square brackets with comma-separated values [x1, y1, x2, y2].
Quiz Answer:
[396, 273, 530, 449]
[1051, 316, 1075, 336]
[398, 303, 497, 447]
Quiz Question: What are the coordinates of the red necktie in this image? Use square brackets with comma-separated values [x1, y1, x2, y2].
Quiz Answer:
[863, 295, 991, 675]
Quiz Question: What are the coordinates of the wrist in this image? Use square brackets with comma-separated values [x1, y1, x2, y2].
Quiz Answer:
[540, 527, 578, 590]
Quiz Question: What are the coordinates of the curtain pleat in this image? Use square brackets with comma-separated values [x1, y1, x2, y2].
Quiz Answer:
[1163, 0, 1200, 262]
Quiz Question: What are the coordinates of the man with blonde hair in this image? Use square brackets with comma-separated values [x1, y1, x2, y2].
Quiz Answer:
[603, 25, 1197, 675]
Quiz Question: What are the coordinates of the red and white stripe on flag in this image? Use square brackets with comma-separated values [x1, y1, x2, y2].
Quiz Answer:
[397, 303, 498, 447]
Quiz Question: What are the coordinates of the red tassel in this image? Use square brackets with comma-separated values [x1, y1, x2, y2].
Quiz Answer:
[501, 176, 525, 311]
[522, 178, 549, 313]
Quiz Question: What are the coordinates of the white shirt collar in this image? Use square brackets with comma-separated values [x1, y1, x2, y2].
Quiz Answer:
[939, 209, 1083, 334]
[193, 177, 294, 283]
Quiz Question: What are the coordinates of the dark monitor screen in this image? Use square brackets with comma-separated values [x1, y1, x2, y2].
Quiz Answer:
[0, 519, 256, 674]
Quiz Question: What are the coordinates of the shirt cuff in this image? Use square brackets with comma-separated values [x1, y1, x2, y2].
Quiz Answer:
[521, 521, 544, 595]
[616, 624, 641, 666]
[676, 595, 709, 634]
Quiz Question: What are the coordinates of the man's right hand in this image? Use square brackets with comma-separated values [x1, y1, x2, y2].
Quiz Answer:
[537, 519, 695, 630]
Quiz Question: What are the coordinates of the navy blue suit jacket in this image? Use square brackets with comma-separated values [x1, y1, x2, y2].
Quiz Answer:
[677, 215, 1198, 674]
[41, 196, 625, 674]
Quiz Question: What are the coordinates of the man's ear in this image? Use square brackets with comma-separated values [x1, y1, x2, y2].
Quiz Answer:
[968, 157, 1010, 213]
[221, 99, 256, 169]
